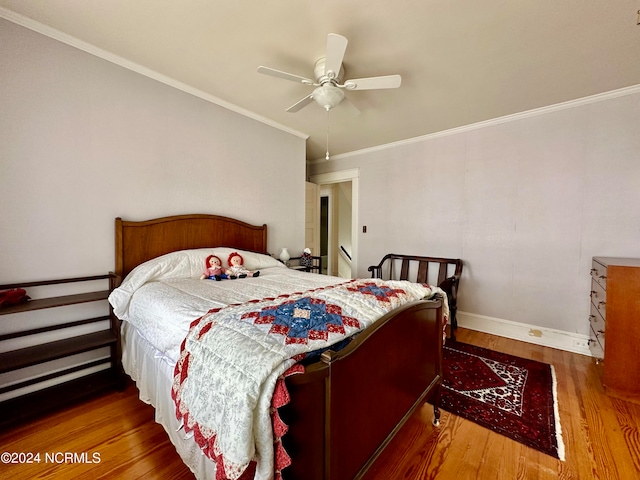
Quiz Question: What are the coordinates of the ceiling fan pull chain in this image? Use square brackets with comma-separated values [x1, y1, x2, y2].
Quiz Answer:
[326, 108, 330, 160]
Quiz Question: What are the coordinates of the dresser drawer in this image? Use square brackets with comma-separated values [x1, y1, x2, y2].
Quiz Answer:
[589, 326, 604, 359]
[589, 303, 606, 350]
[590, 279, 607, 320]
[590, 260, 607, 290]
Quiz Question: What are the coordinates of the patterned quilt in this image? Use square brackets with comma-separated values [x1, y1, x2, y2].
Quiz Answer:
[172, 278, 444, 480]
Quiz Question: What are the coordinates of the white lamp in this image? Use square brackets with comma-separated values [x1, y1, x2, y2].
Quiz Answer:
[279, 248, 290, 263]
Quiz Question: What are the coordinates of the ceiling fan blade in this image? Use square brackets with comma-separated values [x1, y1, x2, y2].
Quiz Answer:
[257, 66, 315, 85]
[343, 74, 402, 90]
[324, 33, 348, 79]
[286, 94, 314, 112]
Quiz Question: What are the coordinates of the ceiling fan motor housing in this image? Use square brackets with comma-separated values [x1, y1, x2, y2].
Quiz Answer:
[313, 57, 346, 110]
[314, 57, 344, 85]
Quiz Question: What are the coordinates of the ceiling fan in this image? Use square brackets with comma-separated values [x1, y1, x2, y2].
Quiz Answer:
[257, 33, 402, 113]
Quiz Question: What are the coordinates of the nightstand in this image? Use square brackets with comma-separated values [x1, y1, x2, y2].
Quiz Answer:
[282, 256, 323, 273]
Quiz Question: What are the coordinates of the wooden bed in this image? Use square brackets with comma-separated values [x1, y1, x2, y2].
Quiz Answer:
[112, 213, 444, 480]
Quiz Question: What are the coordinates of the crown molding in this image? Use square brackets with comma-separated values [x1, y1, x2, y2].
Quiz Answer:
[309, 83, 640, 164]
[0, 7, 309, 141]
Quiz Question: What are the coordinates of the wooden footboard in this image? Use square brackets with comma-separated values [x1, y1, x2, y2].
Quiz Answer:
[281, 298, 444, 480]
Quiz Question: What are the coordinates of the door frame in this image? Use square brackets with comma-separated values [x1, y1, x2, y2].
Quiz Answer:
[310, 168, 359, 277]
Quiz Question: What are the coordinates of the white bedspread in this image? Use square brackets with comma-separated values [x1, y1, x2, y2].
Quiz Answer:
[109, 248, 345, 362]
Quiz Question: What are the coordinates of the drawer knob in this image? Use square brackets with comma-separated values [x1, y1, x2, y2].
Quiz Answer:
[589, 314, 596, 322]
[598, 301, 606, 308]
[590, 290, 598, 298]
[590, 268, 597, 276]
[598, 275, 607, 280]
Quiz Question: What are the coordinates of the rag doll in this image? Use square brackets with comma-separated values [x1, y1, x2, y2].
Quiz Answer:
[225, 252, 260, 279]
[200, 255, 229, 281]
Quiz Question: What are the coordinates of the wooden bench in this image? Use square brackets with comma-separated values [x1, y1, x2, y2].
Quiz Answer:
[368, 254, 463, 339]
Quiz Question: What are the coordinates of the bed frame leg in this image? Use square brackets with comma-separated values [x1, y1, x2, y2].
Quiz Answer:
[432, 404, 441, 427]
[430, 379, 442, 427]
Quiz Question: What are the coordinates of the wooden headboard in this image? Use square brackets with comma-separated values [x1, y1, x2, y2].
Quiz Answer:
[114, 214, 268, 279]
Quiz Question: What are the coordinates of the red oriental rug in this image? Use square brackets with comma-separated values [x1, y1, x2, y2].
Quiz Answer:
[440, 341, 565, 460]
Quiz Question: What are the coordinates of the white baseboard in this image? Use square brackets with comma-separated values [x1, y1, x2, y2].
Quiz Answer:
[456, 311, 592, 357]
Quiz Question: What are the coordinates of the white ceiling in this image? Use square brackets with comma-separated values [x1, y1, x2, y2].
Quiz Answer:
[2, 1, 639, 161]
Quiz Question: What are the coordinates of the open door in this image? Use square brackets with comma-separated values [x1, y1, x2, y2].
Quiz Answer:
[305, 182, 320, 257]
[310, 169, 359, 278]
[320, 183, 352, 278]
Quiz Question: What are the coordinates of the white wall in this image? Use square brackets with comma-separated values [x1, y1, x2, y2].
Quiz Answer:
[309, 88, 640, 340]
[0, 18, 307, 284]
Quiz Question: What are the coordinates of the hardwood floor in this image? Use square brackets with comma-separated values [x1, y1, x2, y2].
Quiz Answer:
[1, 328, 639, 479]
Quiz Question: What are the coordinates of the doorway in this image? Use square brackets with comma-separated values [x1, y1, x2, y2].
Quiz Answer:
[310, 169, 359, 277]
[320, 183, 353, 278]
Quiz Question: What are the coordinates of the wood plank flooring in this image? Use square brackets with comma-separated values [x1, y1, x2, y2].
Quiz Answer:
[1, 328, 639, 479]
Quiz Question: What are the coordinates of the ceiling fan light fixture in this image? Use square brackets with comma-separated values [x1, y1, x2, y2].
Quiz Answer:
[312, 85, 344, 110]
[257, 34, 401, 114]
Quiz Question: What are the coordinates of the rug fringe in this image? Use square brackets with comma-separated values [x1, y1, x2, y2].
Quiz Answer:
[550, 364, 566, 461]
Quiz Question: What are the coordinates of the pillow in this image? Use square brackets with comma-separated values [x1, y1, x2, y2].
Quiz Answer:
[208, 247, 283, 271]
[109, 247, 284, 319]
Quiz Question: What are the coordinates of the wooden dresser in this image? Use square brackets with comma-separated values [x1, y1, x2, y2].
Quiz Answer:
[589, 257, 640, 404]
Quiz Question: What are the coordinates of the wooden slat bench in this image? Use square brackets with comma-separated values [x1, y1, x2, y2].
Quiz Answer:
[368, 254, 463, 339]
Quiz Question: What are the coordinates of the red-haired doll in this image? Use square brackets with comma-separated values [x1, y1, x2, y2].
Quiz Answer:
[226, 252, 260, 279]
[200, 255, 229, 281]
